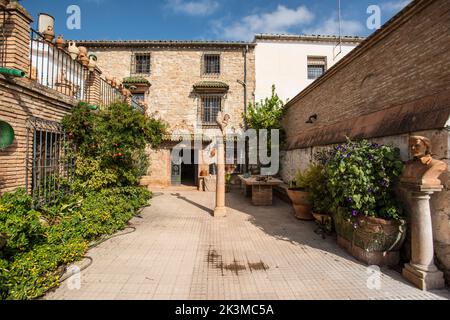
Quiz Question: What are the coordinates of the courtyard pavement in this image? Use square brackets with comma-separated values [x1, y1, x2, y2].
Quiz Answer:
[45, 188, 450, 300]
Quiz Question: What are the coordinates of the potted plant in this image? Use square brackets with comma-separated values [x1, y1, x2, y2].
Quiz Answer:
[225, 173, 232, 193]
[320, 139, 406, 266]
[308, 164, 334, 236]
[287, 166, 319, 220]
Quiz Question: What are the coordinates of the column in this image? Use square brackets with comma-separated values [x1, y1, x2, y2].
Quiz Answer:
[402, 189, 445, 290]
[214, 135, 226, 217]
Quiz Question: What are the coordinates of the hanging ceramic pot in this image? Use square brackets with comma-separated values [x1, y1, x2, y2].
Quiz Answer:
[79, 54, 89, 67]
[78, 46, 88, 57]
[42, 25, 55, 42]
[88, 54, 97, 72]
[105, 74, 113, 84]
[67, 41, 79, 60]
[111, 78, 117, 88]
[55, 35, 65, 49]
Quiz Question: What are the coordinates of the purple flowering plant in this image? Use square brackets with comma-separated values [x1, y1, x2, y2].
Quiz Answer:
[315, 138, 405, 221]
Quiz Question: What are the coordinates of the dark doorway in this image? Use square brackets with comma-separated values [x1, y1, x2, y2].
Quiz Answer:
[180, 149, 197, 186]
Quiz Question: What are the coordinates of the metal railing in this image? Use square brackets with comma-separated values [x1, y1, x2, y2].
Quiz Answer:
[29, 28, 87, 100]
[130, 95, 145, 114]
[0, 10, 7, 67]
[99, 77, 122, 108]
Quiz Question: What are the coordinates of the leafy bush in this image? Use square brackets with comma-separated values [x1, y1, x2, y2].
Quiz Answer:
[62, 102, 167, 191]
[290, 165, 322, 190]
[317, 139, 404, 221]
[0, 187, 150, 300]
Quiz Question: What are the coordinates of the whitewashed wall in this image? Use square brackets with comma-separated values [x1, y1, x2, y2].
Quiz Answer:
[255, 40, 358, 102]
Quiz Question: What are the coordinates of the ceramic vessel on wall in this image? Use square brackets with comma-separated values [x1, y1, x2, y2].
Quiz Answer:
[55, 35, 65, 49]
[67, 41, 79, 60]
[42, 25, 55, 42]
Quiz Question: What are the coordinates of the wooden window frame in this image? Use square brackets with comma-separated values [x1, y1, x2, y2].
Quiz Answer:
[131, 52, 151, 75]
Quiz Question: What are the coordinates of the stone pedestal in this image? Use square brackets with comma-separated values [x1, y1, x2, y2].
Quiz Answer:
[401, 187, 445, 290]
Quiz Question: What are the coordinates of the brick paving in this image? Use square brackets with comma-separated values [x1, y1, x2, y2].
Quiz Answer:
[45, 189, 450, 300]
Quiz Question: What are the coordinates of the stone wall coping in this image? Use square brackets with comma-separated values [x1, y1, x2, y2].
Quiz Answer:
[6, 1, 33, 22]
[254, 33, 365, 44]
[71, 40, 256, 50]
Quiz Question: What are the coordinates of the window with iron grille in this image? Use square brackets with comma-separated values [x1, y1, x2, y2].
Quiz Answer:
[203, 54, 220, 75]
[201, 95, 221, 124]
[307, 56, 327, 80]
[132, 53, 151, 75]
[27, 117, 74, 208]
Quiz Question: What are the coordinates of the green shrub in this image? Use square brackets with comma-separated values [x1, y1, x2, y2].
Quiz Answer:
[0, 186, 151, 300]
[317, 139, 404, 221]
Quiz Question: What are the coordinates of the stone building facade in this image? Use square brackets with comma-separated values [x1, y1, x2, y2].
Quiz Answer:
[281, 0, 450, 283]
[80, 40, 256, 187]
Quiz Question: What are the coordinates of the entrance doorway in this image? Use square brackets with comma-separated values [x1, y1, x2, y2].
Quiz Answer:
[171, 149, 197, 186]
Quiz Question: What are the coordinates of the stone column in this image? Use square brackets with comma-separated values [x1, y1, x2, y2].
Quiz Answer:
[214, 135, 226, 217]
[402, 188, 445, 290]
[214, 112, 229, 218]
[400, 136, 447, 290]
[0, 1, 33, 73]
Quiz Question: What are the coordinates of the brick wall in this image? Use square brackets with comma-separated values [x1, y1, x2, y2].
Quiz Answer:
[0, 76, 76, 193]
[283, 0, 450, 145]
[281, 0, 450, 284]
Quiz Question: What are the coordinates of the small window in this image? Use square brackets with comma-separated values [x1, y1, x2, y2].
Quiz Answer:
[307, 56, 327, 80]
[201, 95, 221, 124]
[203, 54, 220, 75]
[132, 53, 151, 75]
[132, 93, 145, 102]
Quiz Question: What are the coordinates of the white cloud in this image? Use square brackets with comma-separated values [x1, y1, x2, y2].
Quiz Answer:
[381, 0, 412, 12]
[214, 5, 314, 41]
[304, 16, 364, 36]
[166, 0, 219, 16]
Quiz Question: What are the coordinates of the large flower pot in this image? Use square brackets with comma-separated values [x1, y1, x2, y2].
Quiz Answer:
[334, 209, 407, 266]
[287, 189, 314, 220]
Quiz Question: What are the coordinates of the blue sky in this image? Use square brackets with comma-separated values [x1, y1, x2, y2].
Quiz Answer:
[23, 0, 412, 41]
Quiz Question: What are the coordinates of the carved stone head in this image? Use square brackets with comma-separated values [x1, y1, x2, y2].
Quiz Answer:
[410, 136, 431, 159]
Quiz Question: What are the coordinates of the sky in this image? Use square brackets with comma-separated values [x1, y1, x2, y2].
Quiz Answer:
[23, 0, 412, 41]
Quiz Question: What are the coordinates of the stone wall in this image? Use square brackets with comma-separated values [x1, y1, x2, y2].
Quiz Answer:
[89, 46, 255, 131]
[0, 76, 77, 193]
[281, 0, 450, 283]
[86, 44, 255, 186]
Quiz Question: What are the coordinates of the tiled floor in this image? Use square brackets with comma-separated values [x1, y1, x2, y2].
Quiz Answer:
[45, 189, 450, 300]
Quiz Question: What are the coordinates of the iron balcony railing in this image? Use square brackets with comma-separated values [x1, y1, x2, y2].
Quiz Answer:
[130, 96, 145, 114]
[99, 77, 122, 108]
[29, 28, 87, 100]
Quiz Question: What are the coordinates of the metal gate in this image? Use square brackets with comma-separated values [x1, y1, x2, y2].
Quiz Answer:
[26, 117, 74, 207]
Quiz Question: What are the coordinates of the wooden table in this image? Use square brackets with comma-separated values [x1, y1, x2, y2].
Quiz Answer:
[238, 175, 284, 206]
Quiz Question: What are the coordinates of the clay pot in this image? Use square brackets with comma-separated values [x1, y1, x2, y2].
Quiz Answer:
[78, 46, 88, 57]
[42, 25, 55, 42]
[79, 54, 89, 67]
[111, 78, 118, 88]
[287, 189, 314, 220]
[333, 209, 407, 266]
[88, 54, 97, 71]
[67, 41, 79, 60]
[105, 74, 113, 84]
[200, 169, 208, 177]
[55, 35, 65, 49]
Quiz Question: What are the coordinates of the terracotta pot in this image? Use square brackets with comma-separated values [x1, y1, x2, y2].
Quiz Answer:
[200, 169, 208, 177]
[42, 25, 55, 42]
[78, 46, 88, 57]
[55, 35, 65, 49]
[287, 189, 314, 220]
[334, 209, 407, 266]
[67, 41, 79, 60]
[79, 54, 89, 67]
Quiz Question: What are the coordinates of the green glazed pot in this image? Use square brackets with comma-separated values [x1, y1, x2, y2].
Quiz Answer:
[0, 121, 15, 149]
